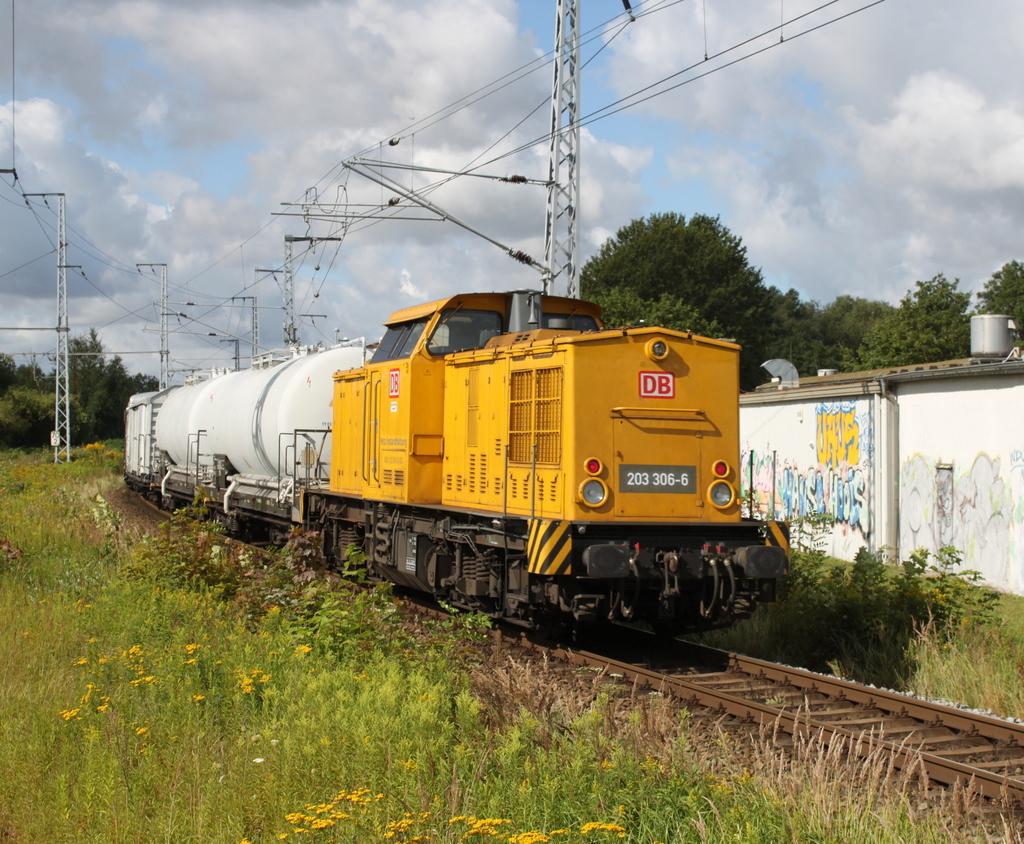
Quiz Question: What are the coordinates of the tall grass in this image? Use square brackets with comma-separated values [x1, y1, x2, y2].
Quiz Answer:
[699, 518, 1006, 695]
[907, 605, 1024, 719]
[0, 447, 1014, 842]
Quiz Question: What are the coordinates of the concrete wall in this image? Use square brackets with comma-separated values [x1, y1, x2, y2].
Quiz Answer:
[894, 375, 1024, 594]
[739, 367, 1024, 595]
[741, 395, 879, 563]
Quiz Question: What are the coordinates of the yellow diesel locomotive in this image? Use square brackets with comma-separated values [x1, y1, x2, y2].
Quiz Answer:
[305, 288, 788, 632]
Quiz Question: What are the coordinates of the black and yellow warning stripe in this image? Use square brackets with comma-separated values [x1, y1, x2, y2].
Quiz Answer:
[765, 520, 790, 557]
[527, 519, 572, 576]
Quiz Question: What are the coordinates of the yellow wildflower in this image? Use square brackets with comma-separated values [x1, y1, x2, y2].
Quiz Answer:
[509, 833, 551, 844]
[580, 822, 626, 834]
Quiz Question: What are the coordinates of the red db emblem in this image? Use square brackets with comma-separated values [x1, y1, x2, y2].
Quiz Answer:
[389, 368, 400, 398]
[639, 371, 674, 398]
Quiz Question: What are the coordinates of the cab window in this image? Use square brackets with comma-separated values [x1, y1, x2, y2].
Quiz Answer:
[426, 309, 503, 356]
[370, 317, 430, 363]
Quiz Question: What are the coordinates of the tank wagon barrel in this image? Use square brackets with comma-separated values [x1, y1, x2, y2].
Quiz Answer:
[126, 341, 366, 539]
[125, 291, 788, 633]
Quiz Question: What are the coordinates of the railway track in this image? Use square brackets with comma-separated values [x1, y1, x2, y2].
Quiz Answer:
[521, 634, 1024, 805]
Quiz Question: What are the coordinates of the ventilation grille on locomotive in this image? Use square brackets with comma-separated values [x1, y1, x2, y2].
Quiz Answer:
[509, 367, 563, 464]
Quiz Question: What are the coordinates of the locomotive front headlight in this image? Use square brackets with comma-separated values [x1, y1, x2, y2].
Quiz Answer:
[579, 478, 608, 507]
[708, 480, 735, 509]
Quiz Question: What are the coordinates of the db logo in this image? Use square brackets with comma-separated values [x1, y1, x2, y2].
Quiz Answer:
[639, 371, 674, 398]
[388, 368, 400, 398]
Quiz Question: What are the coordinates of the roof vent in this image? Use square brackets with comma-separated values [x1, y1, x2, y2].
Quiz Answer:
[817, 368, 838, 377]
[762, 359, 799, 390]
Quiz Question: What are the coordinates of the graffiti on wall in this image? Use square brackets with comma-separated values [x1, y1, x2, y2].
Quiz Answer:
[743, 400, 871, 538]
[1012, 450, 1024, 591]
[902, 452, 1015, 586]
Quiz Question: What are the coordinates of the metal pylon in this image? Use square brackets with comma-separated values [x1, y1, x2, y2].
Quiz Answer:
[54, 193, 71, 462]
[139, 263, 169, 389]
[542, 0, 581, 298]
[283, 236, 298, 347]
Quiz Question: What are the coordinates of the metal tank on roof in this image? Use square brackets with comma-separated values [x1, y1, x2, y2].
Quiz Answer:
[154, 342, 366, 481]
[970, 314, 1018, 358]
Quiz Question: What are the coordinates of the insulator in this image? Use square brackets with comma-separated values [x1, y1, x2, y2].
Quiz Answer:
[507, 249, 534, 265]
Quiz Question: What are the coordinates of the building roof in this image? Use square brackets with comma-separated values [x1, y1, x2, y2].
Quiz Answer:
[745, 351, 1024, 403]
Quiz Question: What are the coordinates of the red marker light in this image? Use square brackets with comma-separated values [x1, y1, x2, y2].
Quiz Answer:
[713, 461, 729, 477]
[584, 458, 602, 475]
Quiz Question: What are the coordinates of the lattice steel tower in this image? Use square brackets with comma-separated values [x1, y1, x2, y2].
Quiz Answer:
[139, 263, 169, 389]
[55, 194, 70, 462]
[542, 0, 581, 297]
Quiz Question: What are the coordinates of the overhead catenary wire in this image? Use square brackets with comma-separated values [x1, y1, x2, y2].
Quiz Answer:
[298, 0, 883, 248]
[0, 0, 886, 372]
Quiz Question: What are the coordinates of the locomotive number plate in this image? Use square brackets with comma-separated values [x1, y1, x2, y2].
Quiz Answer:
[619, 464, 696, 493]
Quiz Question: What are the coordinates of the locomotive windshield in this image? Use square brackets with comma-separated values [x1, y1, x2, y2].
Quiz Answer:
[426, 309, 502, 356]
[370, 317, 430, 363]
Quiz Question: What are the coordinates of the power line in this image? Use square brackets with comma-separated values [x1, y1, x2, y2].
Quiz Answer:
[0, 0, 886, 373]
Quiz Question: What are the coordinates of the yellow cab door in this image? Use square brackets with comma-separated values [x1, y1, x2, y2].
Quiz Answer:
[363, 369, 383, 494]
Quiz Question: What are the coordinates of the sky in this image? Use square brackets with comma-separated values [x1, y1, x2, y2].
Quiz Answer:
[1, 0, 1022, 380]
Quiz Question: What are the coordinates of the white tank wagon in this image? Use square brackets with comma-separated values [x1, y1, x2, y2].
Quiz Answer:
[126, 341, 366, 538]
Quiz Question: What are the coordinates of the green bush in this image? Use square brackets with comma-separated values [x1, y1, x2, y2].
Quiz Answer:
[703, 517, 999, 689]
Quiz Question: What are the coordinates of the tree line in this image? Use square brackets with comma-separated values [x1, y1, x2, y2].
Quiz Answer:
[581, 212, 1024, 391]
[4, 213, 1019, 447]
[0, 330, 158, 449]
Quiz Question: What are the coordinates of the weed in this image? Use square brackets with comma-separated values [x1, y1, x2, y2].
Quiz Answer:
[701, 517, 1000, 689]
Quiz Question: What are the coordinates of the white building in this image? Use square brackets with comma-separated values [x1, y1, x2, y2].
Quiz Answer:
[739, 317, 1023, 595]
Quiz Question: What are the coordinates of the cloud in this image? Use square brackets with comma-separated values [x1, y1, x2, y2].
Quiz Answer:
[1, 0, 1023, 381]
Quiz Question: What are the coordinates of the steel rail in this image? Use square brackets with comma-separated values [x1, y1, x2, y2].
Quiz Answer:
[685, 641, 1024, 745]
[546, 644, 1024, 802]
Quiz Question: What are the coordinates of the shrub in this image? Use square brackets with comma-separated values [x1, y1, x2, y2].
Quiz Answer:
[703, 516, 999, 689]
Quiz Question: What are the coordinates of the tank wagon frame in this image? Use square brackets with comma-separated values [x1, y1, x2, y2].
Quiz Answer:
[126, 290, 788, 634]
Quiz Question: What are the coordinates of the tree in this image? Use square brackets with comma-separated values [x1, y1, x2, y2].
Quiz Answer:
[976, 260, 1024, 330]
[817, 295, 896, 371]
[581, 213, 774, 389]
[858, 274, 971, 369]
[68, 330, 159, 443]
[0, 353, 16, 394]
[595, 288, 725, 338]
[0, 386, 53, 448]
[760, 288, 835, 376]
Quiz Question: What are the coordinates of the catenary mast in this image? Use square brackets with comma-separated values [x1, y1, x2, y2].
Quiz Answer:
[542, 0, 581, 297]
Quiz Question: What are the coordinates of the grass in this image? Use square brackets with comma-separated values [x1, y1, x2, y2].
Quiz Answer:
[0, 446, 1018, 842]
[699, 518, 1022, 720]
[906, 598, 1024, 718]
